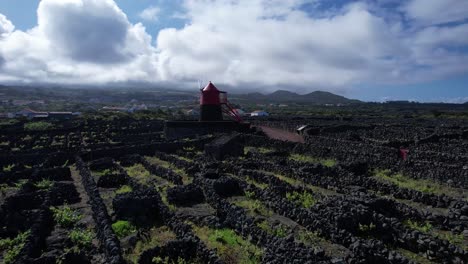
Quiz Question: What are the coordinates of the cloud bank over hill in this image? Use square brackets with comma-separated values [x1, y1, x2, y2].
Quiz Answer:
[0, 0, 467, 93]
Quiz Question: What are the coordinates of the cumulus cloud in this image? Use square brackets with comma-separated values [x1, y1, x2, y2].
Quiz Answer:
[38, 0, 142, 63]
[139, 6, 161, 22]
[0, 0, 467, 93]
[0, 0, 157, 84]
[0, 14, 14, 38]
[156, 1, 409, 89]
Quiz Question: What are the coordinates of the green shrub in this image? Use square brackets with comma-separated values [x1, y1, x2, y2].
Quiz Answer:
[50, 206, 82, 228]
[244, 190, 255, 199]
[116, 185, 133, 194]
[0, 230, 30, 264]
[112, 220, 136, 238]
[358, 223, 376, 233]
[209, 229, 239, 245]
[69, 229, 94, 249]
[234, 199, 273, 217]
[3, 164, 15, 172]
[24, 121, 54, 131]
[256, 220, 270, 232]
[14, 179, 28, 189]
[286, 191, 316, 208]
[272, 225, 288, 238]
[437, 232, 465, 247]
[256, 221, 288, 238]
[182, 146, 195, 152]
[34, 179, 54, 190]
[404, 220, 432, 233]
[297, 230, 324, 244]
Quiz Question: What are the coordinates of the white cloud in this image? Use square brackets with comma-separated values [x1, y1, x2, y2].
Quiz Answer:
[0, 0, 157, 84]
[139, 6, 161, 22]
[414, 24, 468, 47]
[0, 13, 14, 38]
[0, 0, 466, 94]
[404, 0, 468, 25]
[37, 0, 139, 63]
[155, 1, 409, 90]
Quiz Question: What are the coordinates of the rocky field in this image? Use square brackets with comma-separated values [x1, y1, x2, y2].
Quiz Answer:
[0, 116, 467, 264]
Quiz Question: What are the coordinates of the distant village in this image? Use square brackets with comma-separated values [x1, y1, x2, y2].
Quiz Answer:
[0, 107, 270, 120]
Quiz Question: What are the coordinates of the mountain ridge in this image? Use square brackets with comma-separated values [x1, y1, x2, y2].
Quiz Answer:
[232, 90, 360, 104]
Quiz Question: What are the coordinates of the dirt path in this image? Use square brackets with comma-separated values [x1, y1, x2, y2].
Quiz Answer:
[257, 125, 305, 143]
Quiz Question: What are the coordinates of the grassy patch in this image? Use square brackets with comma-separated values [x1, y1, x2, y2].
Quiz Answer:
[126, 226, 176, 263]
[289, 154, 336, 167]
[404, 220, 466, 250]
[286, 191, 316, 208]
[297, 230, 324, 245]
[192, 226, 263, 264]
[126, 164, 151, 178]
[256, 220, 288, 238]
[50, 205, 82, 228]
[69, 228, 94, 249]
[233, 198, 273, 217]
[261, 170, 339, 197]
[125, 164, 151, 185]
[155, 185, 176, 211]
[245, 177, 269, 190]
[24, 121, 54, 131]
[116, 185, 133, 194]
[112, 220, 136, 238]
[244, 146, 274, 155]
[171, 154, 193, 163]
[145, 156, 191, 184]
[434, 231, 466, 250]
[373, 170, 447, 195]
[0, 230, 30, 264]
[265, 171, 301, 186]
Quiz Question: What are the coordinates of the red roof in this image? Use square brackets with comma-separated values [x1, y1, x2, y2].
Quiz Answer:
[202, 81, 220, 93]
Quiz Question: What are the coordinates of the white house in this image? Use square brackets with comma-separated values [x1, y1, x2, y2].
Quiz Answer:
[250, 110, 269, 117]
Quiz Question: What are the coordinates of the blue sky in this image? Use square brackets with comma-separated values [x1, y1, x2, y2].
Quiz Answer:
[0, 0, 467, 102]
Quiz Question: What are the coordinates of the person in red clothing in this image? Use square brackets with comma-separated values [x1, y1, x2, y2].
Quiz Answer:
[399, 147, 409, 161]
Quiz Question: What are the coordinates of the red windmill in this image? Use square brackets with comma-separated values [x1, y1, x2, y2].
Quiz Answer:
[199, 82, 243, 123]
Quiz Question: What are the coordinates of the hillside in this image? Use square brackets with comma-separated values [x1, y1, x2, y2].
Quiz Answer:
[233, 90, 360, 105]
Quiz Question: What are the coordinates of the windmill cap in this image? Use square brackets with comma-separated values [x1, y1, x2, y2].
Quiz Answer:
[202, 81, 220, 92]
